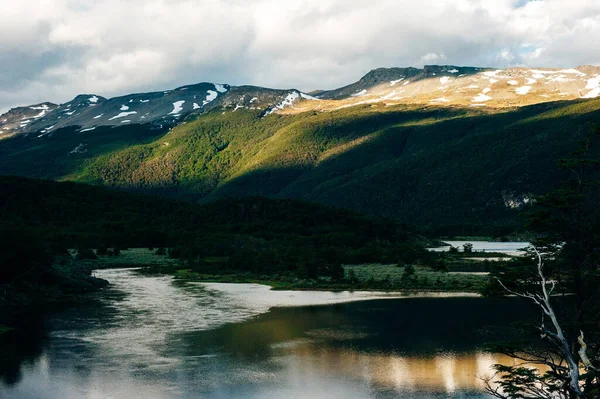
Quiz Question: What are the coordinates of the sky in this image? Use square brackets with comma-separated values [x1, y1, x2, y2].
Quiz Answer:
[2, 0, 600, 113]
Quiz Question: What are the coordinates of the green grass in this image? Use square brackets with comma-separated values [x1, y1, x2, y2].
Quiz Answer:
[145, 262, 489, 293]
[344, 264, 489, 291]
[78, 250, 491, 293]
[89, 248, 176, 269]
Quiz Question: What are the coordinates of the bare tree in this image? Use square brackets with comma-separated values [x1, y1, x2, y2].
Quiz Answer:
[485, 248, 598, 399]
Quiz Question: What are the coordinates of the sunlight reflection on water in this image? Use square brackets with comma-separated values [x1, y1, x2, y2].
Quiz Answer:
[0, 268, 532, 398]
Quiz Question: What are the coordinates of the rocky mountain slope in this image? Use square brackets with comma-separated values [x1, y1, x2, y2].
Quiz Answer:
[1, 64, 599, 235]
[292, 65, 600, 113]
[2, 65, 599, 139]
[0, 83, 315, 138]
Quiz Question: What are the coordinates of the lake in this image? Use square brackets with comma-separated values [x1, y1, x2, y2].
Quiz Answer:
[0, 268, 537, 398]
[428, 241, 530, 255]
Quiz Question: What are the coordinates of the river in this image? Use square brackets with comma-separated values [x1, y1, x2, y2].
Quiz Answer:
[0, 268, 537, 398]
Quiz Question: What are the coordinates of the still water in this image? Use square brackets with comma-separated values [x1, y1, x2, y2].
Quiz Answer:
[0, 269, 536, 398]
[428, 241, 530, 255]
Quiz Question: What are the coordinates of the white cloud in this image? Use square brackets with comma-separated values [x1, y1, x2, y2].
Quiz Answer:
[1, 0, 600, 112]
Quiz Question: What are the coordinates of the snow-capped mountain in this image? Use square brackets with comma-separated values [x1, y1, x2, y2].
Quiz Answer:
[0, 102, 59, 136]
[0, 83, 314, 138]
[296, 64, 600, 113]
[2, 64, 600, 138]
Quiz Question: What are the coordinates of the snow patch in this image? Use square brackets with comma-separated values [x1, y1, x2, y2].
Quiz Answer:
[109, 111, 137, 120]
[169, 101, 185, 115]
[351, 89, 367, 97]
[121, 120, 131, 123]
[89, 96, 99, 103]
[530, 69, 585, 77]
[214, 84, 228, 93]
[526, 78, 537, 84]
[507, 80, 518, 86]
[249, 97, 258, 103]
[390, 78, 404, 86]
[30, 104, 49, 110]
[515, 86, 532, 95]
[582, 76, 600, 98]
[300, 93, 319, 100]
[482, 88, 491, 94]
[264, 92, 301, 115]
[482, 70, 502, 77]
[448, 69, 459, 73]
[381, 90, 404, 100]
[93, 114, 103, 119]
[466, 85, 479, 89]
[489, 78, 498, 84]
[431, 97, 450, 102]
[193, 103, 201, 110]
[140, 99, 150, 103]
[582, 88, 600, 99]
[203, 90, 218, 106]
[472, 93, 492, 102]
[120, 105, 129, 111]
[559, 68, 586, 75]
[32, 109, 47, 118]
[80, 127, 96, 132]
[439, 76, 450, 85]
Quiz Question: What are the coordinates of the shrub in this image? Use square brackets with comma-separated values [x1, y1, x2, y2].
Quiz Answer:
[107, 247, 121, 257]
[401, 264, 415, 282]
[431, 259, 448, 272]
[76, 248, 97, 260]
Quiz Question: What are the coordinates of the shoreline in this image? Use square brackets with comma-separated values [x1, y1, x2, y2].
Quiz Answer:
[98, 266, 485, 295]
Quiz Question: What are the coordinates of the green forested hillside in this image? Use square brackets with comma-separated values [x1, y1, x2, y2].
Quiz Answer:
[1, 99, 599, 235]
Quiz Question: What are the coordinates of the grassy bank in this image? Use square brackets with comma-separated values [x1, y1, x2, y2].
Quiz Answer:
[93, 249, 492, 292]
[80, 248, 178, 269]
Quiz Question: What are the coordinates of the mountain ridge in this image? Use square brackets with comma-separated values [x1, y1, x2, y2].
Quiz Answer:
[2, 64, 599, 139]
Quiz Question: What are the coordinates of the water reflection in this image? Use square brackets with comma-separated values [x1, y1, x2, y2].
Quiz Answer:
[0, 269, 538, 398]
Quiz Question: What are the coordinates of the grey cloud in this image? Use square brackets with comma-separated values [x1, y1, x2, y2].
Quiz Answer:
[1, 0, 600, 113]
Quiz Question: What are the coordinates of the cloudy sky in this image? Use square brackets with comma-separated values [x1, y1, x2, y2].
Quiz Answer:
[2, 0, 600, 113]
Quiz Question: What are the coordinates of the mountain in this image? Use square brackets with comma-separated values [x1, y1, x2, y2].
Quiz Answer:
[0, 83, 315, 138]
[1, 65, 599, 235]
[299, 65, 600, 112]
[312, 65, 485, 99]
[3, 65, 599, 139]
[0, 102, 58, 136]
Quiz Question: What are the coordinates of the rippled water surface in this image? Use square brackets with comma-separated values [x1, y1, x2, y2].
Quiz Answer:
[0, 269, 536, 398]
